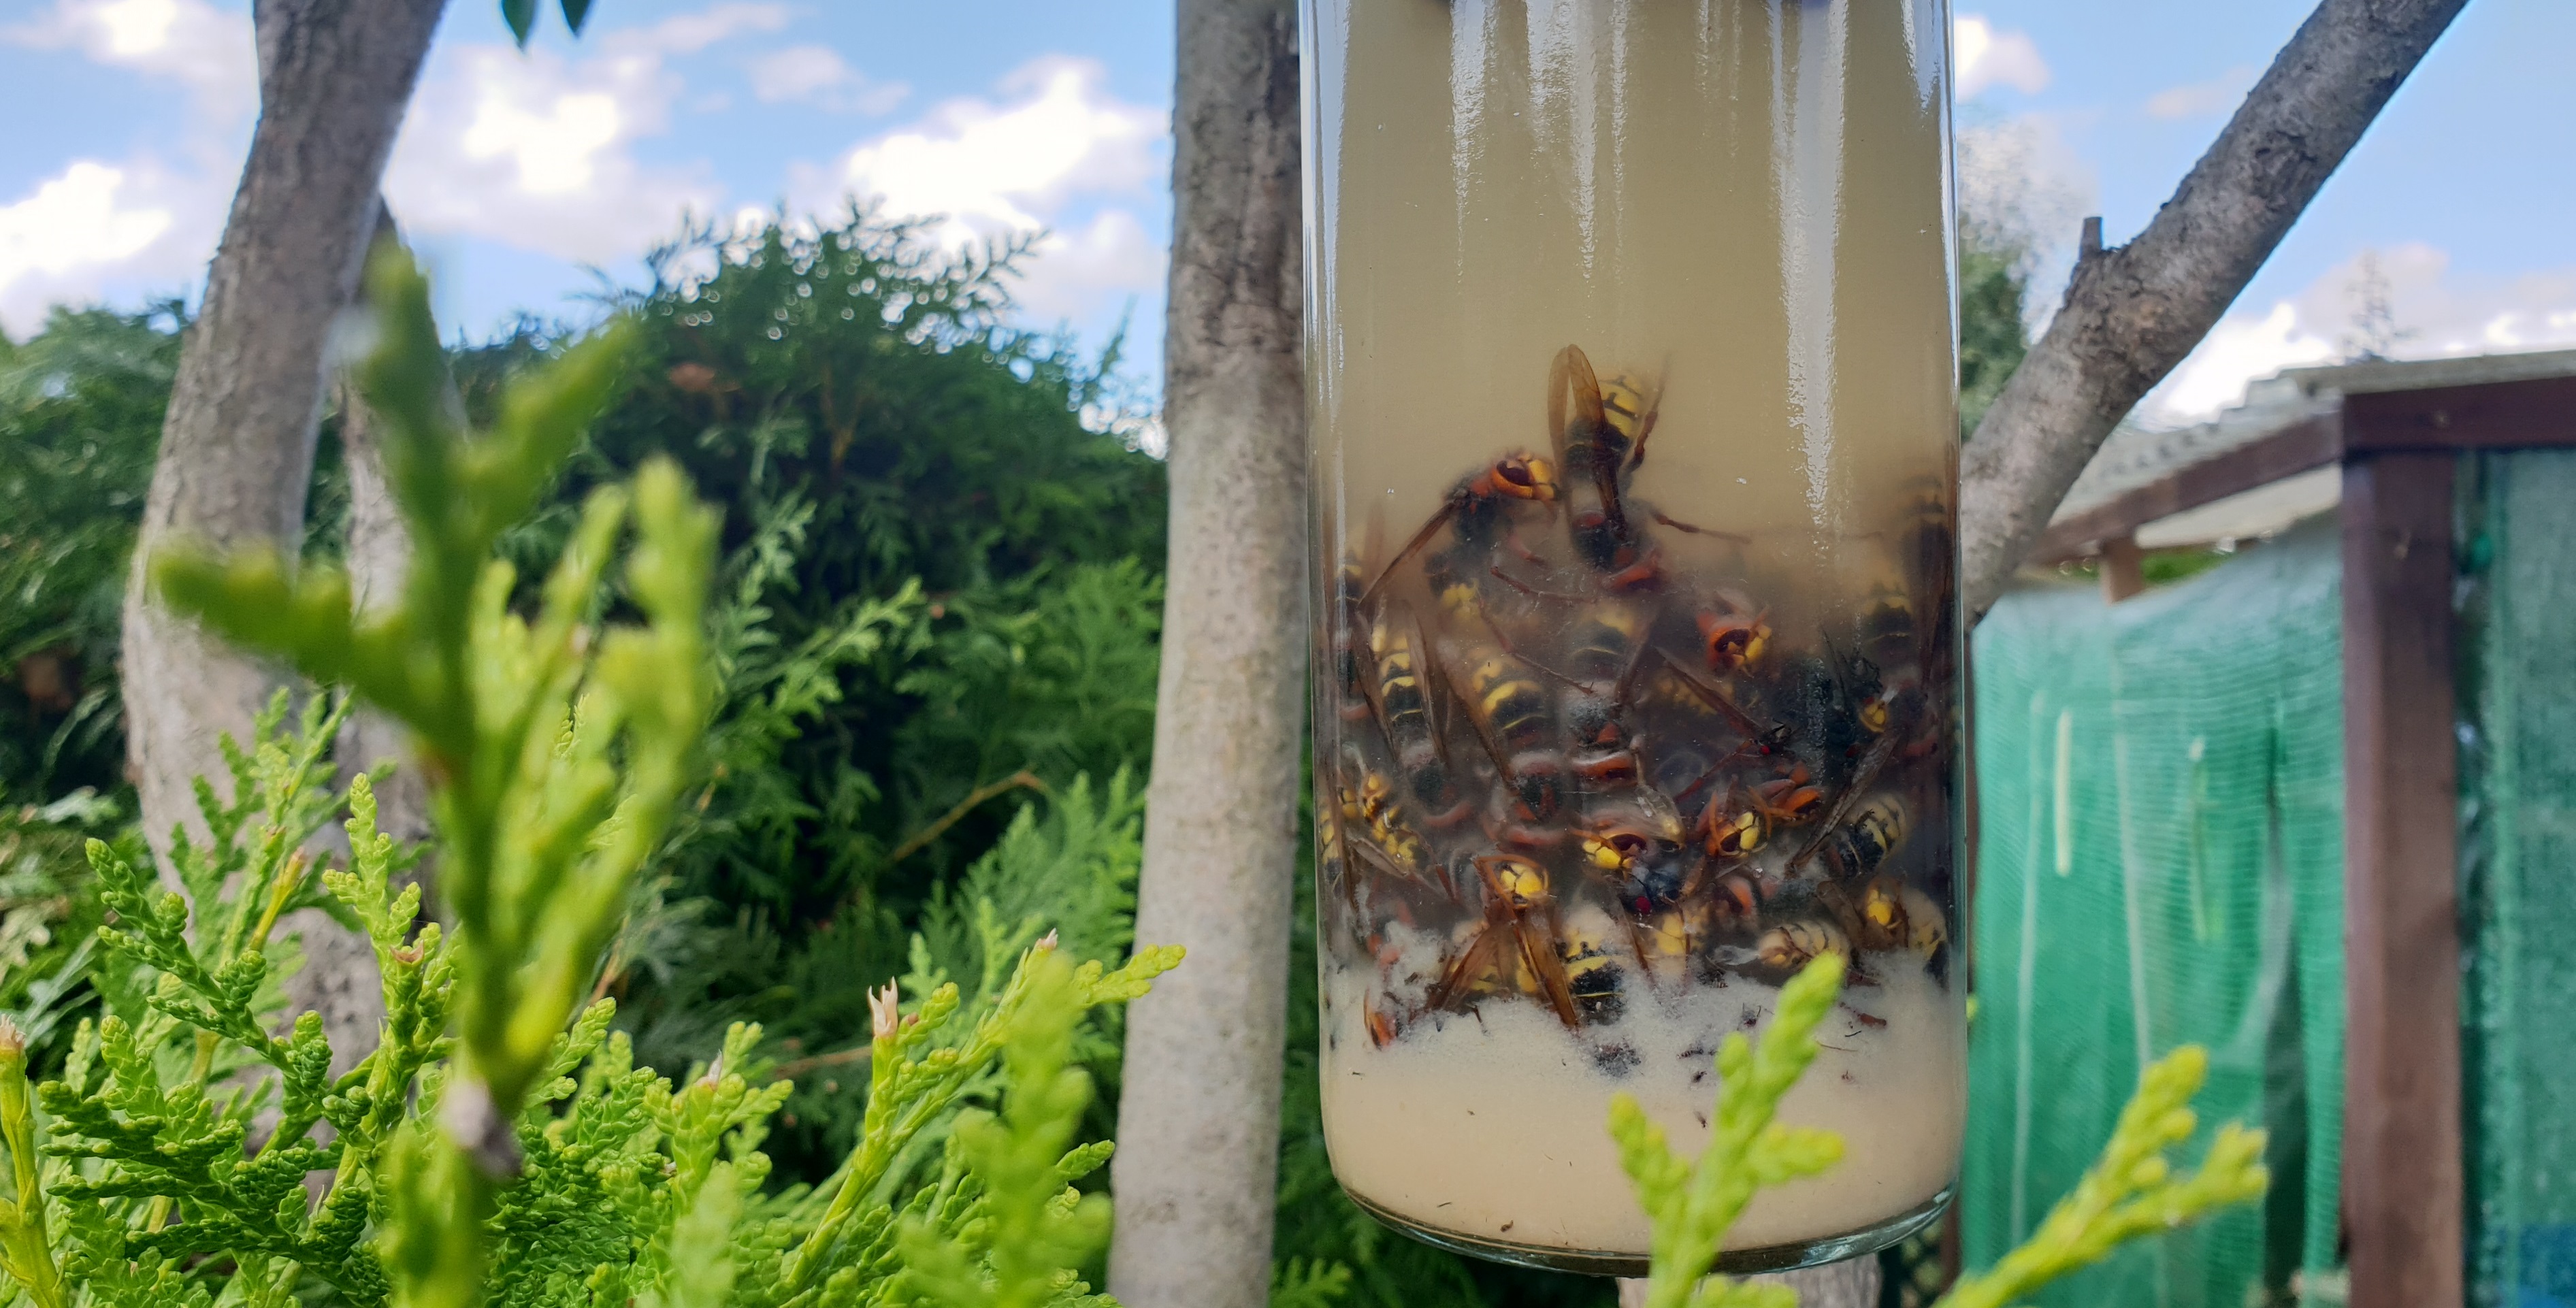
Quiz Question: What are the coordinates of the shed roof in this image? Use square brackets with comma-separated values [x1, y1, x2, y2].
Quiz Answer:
[2050, 347, 2576, 551]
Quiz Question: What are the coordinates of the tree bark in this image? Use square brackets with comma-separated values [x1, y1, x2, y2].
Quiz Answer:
[1957, 0, 2468, 619]
[120, 0, 445, 1047]
[335, 202, 439, 859]
[276, 203, 444, 1073]
[334, 342, 436, 854]
[1106, 1, 1305, 1305]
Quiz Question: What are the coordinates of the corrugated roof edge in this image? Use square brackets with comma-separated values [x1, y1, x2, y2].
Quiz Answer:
[2051, 347, 2576, 525]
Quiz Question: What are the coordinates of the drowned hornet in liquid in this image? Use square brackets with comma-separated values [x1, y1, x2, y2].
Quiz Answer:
[1302, 0, 1963, 1271]
[1319, 346, 1956, 1058]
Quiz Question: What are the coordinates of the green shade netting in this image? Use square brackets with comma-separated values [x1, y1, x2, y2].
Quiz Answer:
[1961, 518, 2346, 1308]
[2462, 451, 2576, 1308]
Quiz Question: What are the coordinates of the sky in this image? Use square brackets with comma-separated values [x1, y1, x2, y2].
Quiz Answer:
[0, 0, 2569, 429]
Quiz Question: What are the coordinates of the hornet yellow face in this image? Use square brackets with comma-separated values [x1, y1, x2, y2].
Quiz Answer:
[1706, 808, 1768, 860]
[1859, 877, 1946, 957]
[1486, 857, 1548, 909]
[1579, 827, 1652, 875]
[1494, 453, 1560, 503]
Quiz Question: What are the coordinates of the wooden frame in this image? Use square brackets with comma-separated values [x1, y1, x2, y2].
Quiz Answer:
[2034, 412, 2346, 562]
[2017, 369, 2576, 1308]
[2340, 452, 2462, 1308]
[2032, 374, 2576, 562]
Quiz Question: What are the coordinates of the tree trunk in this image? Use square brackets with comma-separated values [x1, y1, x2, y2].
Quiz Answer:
[1957, 0, 2469, 618]
[120, 0, 445, 1051]
[278, 203, 444, 1073]
[335, 201, 439, 860]
[334, 330, 436, 854]
[1106, 1, 1305, 1306]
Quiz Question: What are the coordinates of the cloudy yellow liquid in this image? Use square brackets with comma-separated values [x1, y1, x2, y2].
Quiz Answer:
[1304, 0, 1963, 1271]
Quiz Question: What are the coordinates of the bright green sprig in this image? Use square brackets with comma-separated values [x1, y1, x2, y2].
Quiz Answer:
[1612, 954, 1848, 1308]
[29, 701, 411, 1300]
[150, 246, 712, 1308]
[152, 250, 703, 1117]
[158, 688, 355, 967]
[72, 691, 353, 1085]
[898, 946, 1115, 1308]
[635, 1160, 744, 1308]
[0, 1019, 66, 1308]
[321, 772, 459, 1173]
[776, 937, 1183, 1297]
[1935, 1046, 2268, 1308]
[26, 242, 1184, 1308]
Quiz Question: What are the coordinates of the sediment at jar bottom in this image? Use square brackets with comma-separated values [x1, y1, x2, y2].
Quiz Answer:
[1319, 962, 1964, 1255]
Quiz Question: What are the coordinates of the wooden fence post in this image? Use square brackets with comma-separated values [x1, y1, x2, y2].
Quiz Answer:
[2339, 449, 2464, 1308]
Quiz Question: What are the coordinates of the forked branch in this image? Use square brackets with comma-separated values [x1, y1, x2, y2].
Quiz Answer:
[1959, 0, 2469, 619]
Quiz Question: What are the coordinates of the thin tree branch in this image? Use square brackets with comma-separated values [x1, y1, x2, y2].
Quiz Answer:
[1958, 0, 2468, 619]
[766, 1045, 873, 1083]
[887, 770, 1048, 865]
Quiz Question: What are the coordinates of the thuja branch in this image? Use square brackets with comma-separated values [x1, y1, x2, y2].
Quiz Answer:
[1613, 955, 1848, 1308]
[1615, 971, 2268, 1308]
[0, 1021, 65, 1308]
[779, 936, 1184, 1295]
[0, 235, 1187, 1308]
[890, 770, 1048, 865]
[151, 244, 713, 1308]
[1934, 1047, 2268, 1308]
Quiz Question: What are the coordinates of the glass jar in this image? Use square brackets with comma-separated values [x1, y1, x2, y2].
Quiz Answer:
[1302, 0, 1965, 1277]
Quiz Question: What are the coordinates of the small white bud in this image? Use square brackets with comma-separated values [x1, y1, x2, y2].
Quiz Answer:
[868, 983, 901, 1041]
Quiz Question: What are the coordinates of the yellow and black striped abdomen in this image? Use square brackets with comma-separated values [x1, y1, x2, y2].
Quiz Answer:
[1467, 651, 1551, 751]
[1564, 604, 1644, 685]
[1373, 626, 1431, 736]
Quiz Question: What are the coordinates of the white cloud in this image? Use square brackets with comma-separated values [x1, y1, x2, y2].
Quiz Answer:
[1956, 112, 2098, 340]
[0, 162, 176, 329]
[0, 0, 252, 331]
[749, 45, 841, 99]
[4, 0, 255, 121]
[820, 56, 1164, 244]
[789, 56, 1169, 333]
[382, 5, 792, 264]
[634, 2, 787, 54]
[2145, 302, 2339, 423]
[1954, 15, 2049, 100]
[747, 44, 907, 114]
[1958, 114, 2095, 252]
[2145, 65, 2255, 121]
[2139, 244, 2576, 425]
[1009, 208, 1162, 326]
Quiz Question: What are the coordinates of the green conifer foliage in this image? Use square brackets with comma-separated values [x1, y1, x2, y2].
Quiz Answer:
[0, 248, 1184, 1308]
[478, 214, 1173, 1188]
[0, 306, 184, 798]
[1957, 240, 2031, 442]
[0, 215, 1173, 1186]
[1612, 958, 2269, 1308]
[533, 212, 1167, 931]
